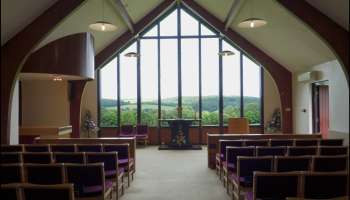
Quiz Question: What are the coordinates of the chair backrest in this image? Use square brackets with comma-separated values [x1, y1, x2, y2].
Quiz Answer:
[76, 144, 102, 152]
[253, 172, 300, 200]
[22, 183, 75, 200]
[256, 146, 287, 156]
[22, 152, 53, 164]
[303, 172, 348, 199]
[312, 156, 348, 172]
[24, 144, 50, 152]
[287, 146, 318, 156]
[1, 183, 21, 200]
[24, 164, 65, 184]
[65, 163, 105, 198]
[103, 144, 129, 159]
[0, 164, 24, 184]
[244, 139, 270, 147]
[294, 139, 318, 146]
[270, 139, 294, 146]
[50, 144, 76, 153]
[226, 147, 255, 165]
[219, 140, 244, 160]
[319, 139, 343, 146]
[237, 156, 273, 180]
[228, 118, 249, 134]
[319, 146, 349, 156]
[275, 156, 312, 172]
[86, 152, 118, 172]
[136, 124, 148, 135]
[1, 152, 23, 164]
[1, 145, 24, 152]
[120, 125, 134, 135]
[54, 152, 85, 164]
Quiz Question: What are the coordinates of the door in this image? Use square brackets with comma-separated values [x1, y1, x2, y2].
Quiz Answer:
[312, 82, 329, 138]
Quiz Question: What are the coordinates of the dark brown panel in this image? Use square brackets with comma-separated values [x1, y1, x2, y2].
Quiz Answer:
[278, 0, 349, 81]
[182, 0, 293, 133]
[1, 0, 85, 144]
[22, 33, 95, 80]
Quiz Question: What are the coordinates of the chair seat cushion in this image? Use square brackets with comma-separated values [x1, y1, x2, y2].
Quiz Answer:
[245, 191, 253, 200]
[81, 180, 113, 197]
[105, 170, 117, 177]
[119, 158, 134, 165]
[229, 173, 252, 187]
[222, 161, 235, 170]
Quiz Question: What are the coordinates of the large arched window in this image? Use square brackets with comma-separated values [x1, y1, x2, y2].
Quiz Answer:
[99, 6, 263, 128]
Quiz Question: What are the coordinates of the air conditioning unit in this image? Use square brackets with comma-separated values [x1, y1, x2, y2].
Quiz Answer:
[297, 71, 318, 82]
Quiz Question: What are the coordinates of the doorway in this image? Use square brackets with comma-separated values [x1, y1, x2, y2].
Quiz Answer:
[312, 81, 329, 138]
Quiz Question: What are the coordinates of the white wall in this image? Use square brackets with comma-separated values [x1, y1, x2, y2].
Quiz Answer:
[10, 80, 19, 144]
[293, 60, 349, 144]
[21, 80, 70, 126]
[80, 78, 98, 137]
[264, 71, 282, 131]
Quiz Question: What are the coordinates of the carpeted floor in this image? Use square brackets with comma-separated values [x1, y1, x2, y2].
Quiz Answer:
[122, 146, 230, 200]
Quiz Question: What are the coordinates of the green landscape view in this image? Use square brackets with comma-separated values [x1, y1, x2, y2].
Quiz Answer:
[100, 96, 260, 127]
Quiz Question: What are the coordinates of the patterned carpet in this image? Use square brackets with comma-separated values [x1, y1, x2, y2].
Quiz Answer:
[122, 146, 230, 200]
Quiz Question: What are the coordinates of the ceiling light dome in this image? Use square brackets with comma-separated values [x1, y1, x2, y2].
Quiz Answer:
[238, 18, 267, 28]
[124, 52, 139, 57]
[89, 21, 117, 32]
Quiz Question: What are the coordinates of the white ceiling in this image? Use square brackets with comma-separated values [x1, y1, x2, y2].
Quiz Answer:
[1, 0, 348, 73]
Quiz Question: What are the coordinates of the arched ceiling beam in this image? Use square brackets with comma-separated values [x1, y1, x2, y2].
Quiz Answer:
[109, 0, 134, 33]
[224, 0, 244, 31]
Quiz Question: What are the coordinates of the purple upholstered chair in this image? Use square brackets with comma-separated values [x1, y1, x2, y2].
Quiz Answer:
[319, 146, 349, 156]
[216, 140, 244, 179]
[294, 139, 318, 146]
[24, 144, 50, 152]
[54, 152, 85, 164]
[24, 164, 65, 184]
[1, 152, 22, 164]
[287, 146, 318, 156]
[319, 139, 343, 146]
[1, 145, 24, 152]
[50, 144, 76, 152]
[304, 172, 348, 199]
[0, 164, 24, 184]
[312, 155, 348, 172]
[120, 125, 134, 137]
[223, 147, 255, 191]
[22, 183, 75, 200]
[22, 152, 53, 164]
[135, 124, 149, 145]
[270, 139, 294, 146]
[86, 152, 124, 195]
[244, 139, 269, 147]
[103, 144, 134, 187]
[247, 172, 299, 200]
[65, 163, 112, 199]
[256, 146, 287, 156]
[275, 156, 312, 172]
[0, 184, 20, 200]
[76, 144, 103, 152]
[231, 156, 273, 200]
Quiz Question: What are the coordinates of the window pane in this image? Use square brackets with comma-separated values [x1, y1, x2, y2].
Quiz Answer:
[140, 39, 158, 126]
[243, 55, 261, 124]
[160, 10, 177, 36]
[223, 40, 241, 124]
[201, 24, 216, 36]
[160, 39, 178, 119]
[201, 38, 219, 125]
[181, 10, 198, 36]
[142, 25, 158, 37]
[181, 39, 199, 119]
[100, 57, 118, 127]
[120, 43, 137, 126]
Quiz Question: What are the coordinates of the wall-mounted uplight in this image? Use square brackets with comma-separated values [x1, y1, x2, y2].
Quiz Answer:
[53, 75, 63, 81]
[218, 50, 235, 56]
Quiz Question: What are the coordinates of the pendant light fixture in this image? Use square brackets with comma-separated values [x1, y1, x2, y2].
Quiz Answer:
[89, 0, 117, 32]
[218, 50, 235, 56]
[124, 52, 139, 57]
[238, 0, 267, 29]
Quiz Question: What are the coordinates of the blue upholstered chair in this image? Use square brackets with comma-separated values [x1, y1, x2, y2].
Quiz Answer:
[76, 144, 103, 152]
[0, 164, 24, 184]
[24, 164, 65, 185]
[1, 152, 22, 164]
[50, 144, 76, 153]
[216, 140, 244, 179]
[270, 139, 294, 146]
[275, 156, 312, 172]
[24, 144, 50, 152]
[256, 146, 287, 156]
[54, 152, 85, 164]
[312, 155, 348, 172]
[22, 152, 53, 164]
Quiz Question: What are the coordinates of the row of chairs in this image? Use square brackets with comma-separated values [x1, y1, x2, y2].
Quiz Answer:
[1, 163, 115, 200]
[225, 155, 349, 198]
[2, 183, 75, 200]
[248, 171, 349, 200]
[120, 124, 149, 145]
[222, 156, 349, 200]
[1, 150, 134, 187]
[216, 145, 349, 179]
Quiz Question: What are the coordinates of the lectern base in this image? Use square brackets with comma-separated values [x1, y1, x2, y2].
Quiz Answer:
[158, 144, 202, 150]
